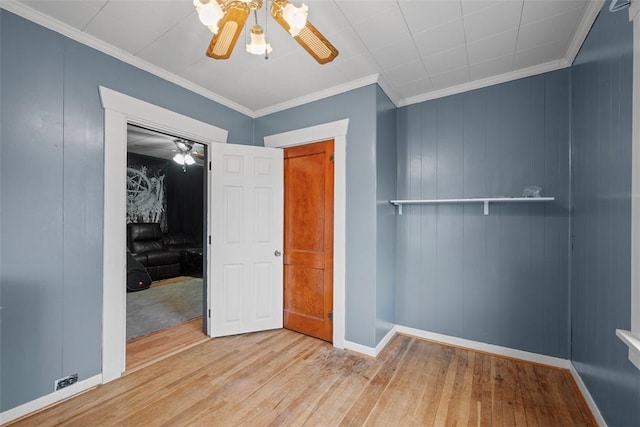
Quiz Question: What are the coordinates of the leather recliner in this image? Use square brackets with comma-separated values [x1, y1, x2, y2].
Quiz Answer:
[127, 223, 181, 281]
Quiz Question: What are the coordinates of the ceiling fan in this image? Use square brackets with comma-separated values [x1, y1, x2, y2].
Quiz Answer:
[193, 0, 339, 64]
[172, 139, 204, 172]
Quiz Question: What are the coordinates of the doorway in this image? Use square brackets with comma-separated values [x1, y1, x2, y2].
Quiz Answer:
[124, 124, 209, 371]
[264, 119, 349, 348]
[283, 140, 334, 342]
[100, 86, 229, 383]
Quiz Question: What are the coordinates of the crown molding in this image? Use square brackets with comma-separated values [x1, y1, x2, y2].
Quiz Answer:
[253, 74, 381, 118]
[397, 59, 570, 107]
[565, 0, 605, 64]
[375, 75, 401, 106]
[0, 0, 255, 117]
[1, 0, 601, 117]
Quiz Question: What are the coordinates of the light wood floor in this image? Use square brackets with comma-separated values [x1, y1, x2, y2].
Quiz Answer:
[126, 317, 208, 372]
[11, 330, 595, 427]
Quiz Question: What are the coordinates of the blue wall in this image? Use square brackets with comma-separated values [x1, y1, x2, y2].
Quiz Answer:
[0, 10, 252, 412]
[375, 86, 397, 343]
[254, 85, 382, 347]
[396, 70, 571, 358]
[571, 6, 640, 426]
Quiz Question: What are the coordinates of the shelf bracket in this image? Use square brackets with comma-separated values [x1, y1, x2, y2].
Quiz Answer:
[484, 200, 489, 215]
[397, 204, 403, 215]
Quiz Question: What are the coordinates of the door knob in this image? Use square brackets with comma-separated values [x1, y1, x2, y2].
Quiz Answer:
[274, 250, 282, 257]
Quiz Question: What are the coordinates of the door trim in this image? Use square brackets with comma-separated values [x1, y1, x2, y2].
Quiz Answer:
[99, 86, 228, 383]
[264, 119, 348, 349]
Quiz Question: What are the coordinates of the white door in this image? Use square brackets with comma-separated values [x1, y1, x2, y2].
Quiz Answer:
[209, 143, 283, 337]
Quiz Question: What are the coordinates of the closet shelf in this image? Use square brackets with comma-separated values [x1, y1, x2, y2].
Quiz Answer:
[389, 197, 555, 215]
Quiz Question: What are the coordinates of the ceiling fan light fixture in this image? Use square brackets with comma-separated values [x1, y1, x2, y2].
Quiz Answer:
[246, 24, 272, 55]
[175, 140, 192, 151]
[282, 2, 307, 36]
[173, 153, 186, 165]
[184, 154, 196, 165]
[194, 0, 224, 33]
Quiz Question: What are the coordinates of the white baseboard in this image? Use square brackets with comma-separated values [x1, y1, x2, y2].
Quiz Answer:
[569, 363, 608, 427]
[394, 325, 571, 369]
[0, 374, 102, 425]
[344, 339, 377, 357]
[344, 326, 398, 357]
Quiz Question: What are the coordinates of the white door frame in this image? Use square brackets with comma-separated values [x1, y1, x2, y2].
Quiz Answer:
[99, 86, 228, 383]
[264, 119, 349, 349]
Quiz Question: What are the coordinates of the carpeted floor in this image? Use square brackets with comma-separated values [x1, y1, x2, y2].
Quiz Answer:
[126, 277, 203, 340]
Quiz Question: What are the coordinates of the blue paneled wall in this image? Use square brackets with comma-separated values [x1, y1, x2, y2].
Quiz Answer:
[396, 71, 571, 358]
[571, 6, 640, 426]
[2, 2, 640, 424]
[0, 10, 252, 412]
[375, 86, 397, 344]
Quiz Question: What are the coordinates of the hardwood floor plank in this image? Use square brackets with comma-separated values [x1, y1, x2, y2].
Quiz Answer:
[126, 317, 208, 372]
[412, 341, 455, 426]
[337, 336, 410, 426]
[9, 331, 596, 427]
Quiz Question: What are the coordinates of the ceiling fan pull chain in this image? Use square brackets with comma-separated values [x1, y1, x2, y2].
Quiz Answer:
[264, 1, 269, 60]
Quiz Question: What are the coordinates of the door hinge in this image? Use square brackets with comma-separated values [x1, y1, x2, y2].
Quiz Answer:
[329, 152, 335, 162]
[208, 309, 211, 318]
[208, 235, 212, 245]
[209, 161, 212, 171]
[328, 311, 333, 321]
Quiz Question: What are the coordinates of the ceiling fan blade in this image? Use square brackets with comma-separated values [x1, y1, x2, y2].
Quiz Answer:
[270, 0, 338, 64]
[292, 21, 339, 64]
[206, 1, 250, 60]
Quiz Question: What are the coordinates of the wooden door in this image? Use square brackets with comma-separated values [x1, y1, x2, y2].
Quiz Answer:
[283, 140, 334, 342]
[209, 143, 283, 337]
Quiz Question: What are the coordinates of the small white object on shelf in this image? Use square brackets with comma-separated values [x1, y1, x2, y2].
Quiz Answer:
[389, 197, 555, 215]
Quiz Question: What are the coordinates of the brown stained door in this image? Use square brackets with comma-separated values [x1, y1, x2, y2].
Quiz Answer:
[283, 140, 334, 342]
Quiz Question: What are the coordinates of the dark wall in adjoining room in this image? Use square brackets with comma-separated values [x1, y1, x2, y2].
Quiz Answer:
[570, 5, 640, 426]
[127, 154, 169, 232]
[166, 161, 205, 242]
[126, 153, 204, 240]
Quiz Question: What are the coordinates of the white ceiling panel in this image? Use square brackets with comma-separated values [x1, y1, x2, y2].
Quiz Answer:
[413, 19, 467, 58]
[14, 0, 600, 113]
[22, 0, 107, 28]
[333, 0, 397, 26]
[352, 6, 412, 51]
[383, 59, 428, 85]
[466, 28, 518, 64]
[521, 0, 586, 25]
[516, 7, 584, 51]
[370, 40, 421, 71]
[83, 0, 193, 54]
[423, 45, 468, 75]
[460, 0, 501, 16]
[430, 65, 470, 89]
[469, 54, 513, 80]
[463, 0, 524, 41]
[333, 54, 380, 80]
[394, 76, 434, 99]
[514, 39, 566, 69]
[399, 0, 463, 34]
[136, 12, 210, 74]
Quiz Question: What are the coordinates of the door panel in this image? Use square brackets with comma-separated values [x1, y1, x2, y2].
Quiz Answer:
[210, 143, 283, 337]
[284, 140, 334, 342]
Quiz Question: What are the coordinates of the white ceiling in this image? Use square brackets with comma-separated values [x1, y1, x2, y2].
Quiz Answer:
[127, 124, 206, 163]
[9, 0, 603, 116]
